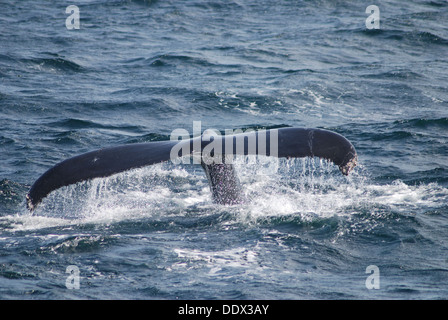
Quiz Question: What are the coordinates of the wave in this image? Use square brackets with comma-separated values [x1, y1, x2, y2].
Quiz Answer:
[361, 29, 448, 46]
[393, 118, 448, 129]
[123, 51, 306, 75]
[426, 0, 448, 7]
[123, 53, 221, 69]
[340, 118, 448, 145]
[23, 56, 85, 73]
[47, 118, 109, 130]
[360, 69, 424, 80]
[44, 118, 148, 136]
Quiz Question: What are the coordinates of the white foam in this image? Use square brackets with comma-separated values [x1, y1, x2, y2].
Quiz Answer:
[171, 247, 263, 276]
[233, 157, 447, 222]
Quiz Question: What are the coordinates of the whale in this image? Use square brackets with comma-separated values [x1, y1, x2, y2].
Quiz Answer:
[26, 127, 357, 211]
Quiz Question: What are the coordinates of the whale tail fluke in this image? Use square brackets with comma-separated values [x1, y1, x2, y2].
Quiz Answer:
[26, 127, 357, 211]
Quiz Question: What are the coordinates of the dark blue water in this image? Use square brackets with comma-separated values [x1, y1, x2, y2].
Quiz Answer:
[1, 0, 448, 300]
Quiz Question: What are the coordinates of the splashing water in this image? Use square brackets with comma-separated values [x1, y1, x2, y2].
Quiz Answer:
[8, 156, 447, 233]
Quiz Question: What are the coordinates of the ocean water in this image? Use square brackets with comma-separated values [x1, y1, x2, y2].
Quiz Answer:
[1, 0, 447, 300]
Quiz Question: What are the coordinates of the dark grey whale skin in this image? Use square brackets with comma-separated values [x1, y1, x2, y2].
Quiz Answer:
[26, 127, 357, 210]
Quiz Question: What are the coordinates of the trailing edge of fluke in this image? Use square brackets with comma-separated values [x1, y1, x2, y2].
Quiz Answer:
[26, 127, 357, 211]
